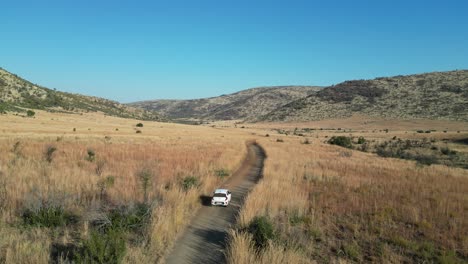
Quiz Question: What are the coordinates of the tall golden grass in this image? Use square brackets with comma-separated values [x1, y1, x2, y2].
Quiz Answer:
[229, 137, 468, 263]
[0, 112, 249, 263]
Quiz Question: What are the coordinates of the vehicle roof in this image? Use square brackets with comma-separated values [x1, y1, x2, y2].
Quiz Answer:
[214, 189, 229, 194]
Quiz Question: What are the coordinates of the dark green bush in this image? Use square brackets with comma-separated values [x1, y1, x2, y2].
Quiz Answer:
[440, 147, 457, 156]
[86, 149, 96, 162]
[181, 176, 199, 191]
[328, 136, 353, 149]
[136, 123, 144, 127]
[357, 136, 366, 144]
[22, 206, 76, 228]
[44, 145, 57, 163]
[26, 110, 35, 117]
[247, 216, 276, 249]
[75, 229, 126, 264]
[100, 203, 151, 234]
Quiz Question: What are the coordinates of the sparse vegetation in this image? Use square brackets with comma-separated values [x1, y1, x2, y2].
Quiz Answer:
[26, 110, 36, 117]
[327, 136, 353, 149]
[181, 176, 199, 191]
[44, 145, 57, 163]
[86, 149, 96, 162]
[246, 216, 276, 250]
[215, 169, 230, 179]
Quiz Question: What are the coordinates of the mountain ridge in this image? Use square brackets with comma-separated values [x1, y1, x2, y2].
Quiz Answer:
[128, 85, 322, 122]
[258, 70, 468, 122]
[0, 67, 162, 121]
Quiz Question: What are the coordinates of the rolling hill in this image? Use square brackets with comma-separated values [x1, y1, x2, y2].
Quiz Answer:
[259, 70, 468, 122]
[129, 86, 321, 122]
[0, 67, 162, 120]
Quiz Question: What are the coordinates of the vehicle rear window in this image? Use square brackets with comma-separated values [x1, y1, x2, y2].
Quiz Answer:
[213, 193, 226, 197]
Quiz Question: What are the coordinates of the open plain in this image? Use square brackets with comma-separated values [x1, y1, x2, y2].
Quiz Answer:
[0, 111, 467, 263]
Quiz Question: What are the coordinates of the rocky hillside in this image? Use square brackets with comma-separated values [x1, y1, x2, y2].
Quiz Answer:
[0, 68, 161, 120]
[129, 86, 321, 122]
[259, 70, 468, 122]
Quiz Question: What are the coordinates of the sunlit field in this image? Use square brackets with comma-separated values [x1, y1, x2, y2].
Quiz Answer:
[1, 111, 467, 263]
[0, 111, 248, 263]
[227, 119, 468, 263]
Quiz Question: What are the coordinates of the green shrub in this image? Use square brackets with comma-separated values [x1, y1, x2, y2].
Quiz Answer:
[414, 154, 438, 166]
[136, 123, 144, 127]
[137, 168, 153, 203]
[86, 149, 96, 162]
[328, 136, 353, 149]
[26, 110, 35, 117]
[357, 136, 366, 144]
[181, 176, 199, 191]
[44, 145, 57, 163]
[214, 169, 229, 179]
[75, 229, 126, 264]
[440, 147, 457, 155]
[247, 216, 276, 249]
[22, 206, 76, 228]
[101, 203, 151, 234]
[342, 242, 361, 261]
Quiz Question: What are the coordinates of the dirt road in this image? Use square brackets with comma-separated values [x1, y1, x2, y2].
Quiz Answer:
[165, 142, 266, 264]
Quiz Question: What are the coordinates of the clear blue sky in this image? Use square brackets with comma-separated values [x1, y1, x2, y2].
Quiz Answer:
[2, 0, 467, 102]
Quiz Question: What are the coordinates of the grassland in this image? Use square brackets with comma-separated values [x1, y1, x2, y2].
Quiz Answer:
[0, 111, 249, 263]
[227, 118, 468, 263]
[0, 112, 467, 263]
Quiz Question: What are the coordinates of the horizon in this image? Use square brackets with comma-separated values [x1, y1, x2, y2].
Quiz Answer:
[2, 0, 468, 103]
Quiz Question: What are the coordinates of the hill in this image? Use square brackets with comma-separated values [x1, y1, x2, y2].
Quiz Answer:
[259, 70, 468, 122]
[0, 67, 161, 120]
[129, 86, 321, 122]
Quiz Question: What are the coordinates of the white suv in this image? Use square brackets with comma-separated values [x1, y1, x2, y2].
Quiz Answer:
[211, 189, 232, 207]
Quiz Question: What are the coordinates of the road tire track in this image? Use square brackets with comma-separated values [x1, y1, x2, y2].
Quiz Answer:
[165, 142, 266, 264]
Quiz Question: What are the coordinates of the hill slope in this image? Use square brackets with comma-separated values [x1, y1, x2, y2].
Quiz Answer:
[260, 70, 468, 122]
[0, 68, 161, 120]
[129, 86, 321, 122]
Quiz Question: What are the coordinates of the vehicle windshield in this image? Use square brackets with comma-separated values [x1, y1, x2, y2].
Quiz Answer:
[213, 193, 226, 198]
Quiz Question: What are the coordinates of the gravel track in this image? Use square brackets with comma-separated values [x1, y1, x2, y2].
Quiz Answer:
[165, 142, 266, 264]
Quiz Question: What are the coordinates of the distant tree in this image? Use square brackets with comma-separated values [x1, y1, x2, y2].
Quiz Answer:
[136, 123, 144, 127]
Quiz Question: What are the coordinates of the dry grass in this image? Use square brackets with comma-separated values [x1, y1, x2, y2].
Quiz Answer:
[1, 111, 467, 263]
[230, 135, 468, 263]
[0, 111, 249, 262]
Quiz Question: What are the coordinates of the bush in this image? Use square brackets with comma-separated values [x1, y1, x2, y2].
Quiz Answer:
[414, 154, 438, 166]
[26, 110, 35, 117]
[22, 206, 76, 228]
[181, 176, 199, 191]
[136, 130, 142, 134]
[44, 145, 57, 163]
[276, 138, 284, 142]
[136, 123, 143, 127]
[75, 229, 126, 264]
[247, 216, 276, 249]
[86, 149, 96, 162]
[302, 138, 310, 144]
[440, 147, 457, 155]
[137, 168, 153, 203]
[357, 136, 366, 144]
[214, 169, 229, 179]
[95, 203, 151, 234]
[328, 136, 353, 149]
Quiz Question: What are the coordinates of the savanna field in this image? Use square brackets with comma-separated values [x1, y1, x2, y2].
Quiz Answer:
[0, 111, 467, 263]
